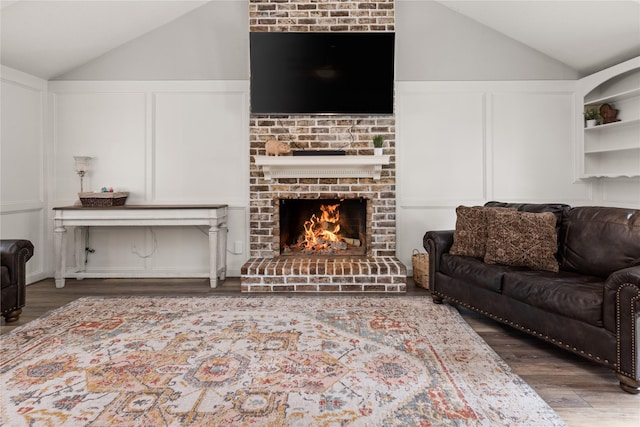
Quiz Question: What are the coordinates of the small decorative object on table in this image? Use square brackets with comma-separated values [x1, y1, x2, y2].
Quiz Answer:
[78, 191, 129, 207]
[412, 249, 429, 289]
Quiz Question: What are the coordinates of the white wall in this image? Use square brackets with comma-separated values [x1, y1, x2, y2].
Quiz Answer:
[393, 1, 639, 272]
[0, 66, 48, 283]
[49, 80, 250, 277]
[395, 79, 640, 271]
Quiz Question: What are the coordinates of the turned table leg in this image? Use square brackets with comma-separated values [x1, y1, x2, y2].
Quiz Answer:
[54, 224, 67, 288]
[218, 223, 228, 281]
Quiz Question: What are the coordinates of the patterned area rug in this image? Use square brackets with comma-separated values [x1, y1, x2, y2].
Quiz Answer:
[1, 296, 566, 426]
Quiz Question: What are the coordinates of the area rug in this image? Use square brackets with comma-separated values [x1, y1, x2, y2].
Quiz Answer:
[0, 296, 566, 426]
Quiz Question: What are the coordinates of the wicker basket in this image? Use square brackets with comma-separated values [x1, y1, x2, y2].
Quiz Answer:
[412, 249, 430, 289]
[78, 192, 129, 207]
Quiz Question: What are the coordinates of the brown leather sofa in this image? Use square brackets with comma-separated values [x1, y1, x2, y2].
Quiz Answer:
[424, 202, 640, 393]
[1, 239, 34, 323]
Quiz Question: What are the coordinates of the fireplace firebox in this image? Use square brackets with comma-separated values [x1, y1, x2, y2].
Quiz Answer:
[279, 198, 367, 256]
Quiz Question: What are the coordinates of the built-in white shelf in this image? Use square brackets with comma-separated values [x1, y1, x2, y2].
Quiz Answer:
[585, 87, 640, 105]
[584, 118, 640, 132]
[584, 145, 640, 154]
[579, 57, 640, 179]
[253, 155, 391, 181]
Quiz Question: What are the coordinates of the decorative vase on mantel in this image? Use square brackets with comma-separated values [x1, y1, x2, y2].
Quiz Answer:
[372, 134, 384, 156]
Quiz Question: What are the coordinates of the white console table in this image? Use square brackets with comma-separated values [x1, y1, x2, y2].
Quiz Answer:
[53, 205, 228, 288]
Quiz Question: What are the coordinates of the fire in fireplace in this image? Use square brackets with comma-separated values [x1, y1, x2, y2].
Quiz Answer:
[279, 198, 367, 256]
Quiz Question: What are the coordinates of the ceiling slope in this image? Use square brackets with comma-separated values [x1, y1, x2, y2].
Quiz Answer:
[1, 1, 639, 80]
[1, 0, 210, 79]
[436, 0, 640, 76]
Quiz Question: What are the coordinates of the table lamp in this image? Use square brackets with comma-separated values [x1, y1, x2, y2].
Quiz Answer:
[73, 156, 92, 193]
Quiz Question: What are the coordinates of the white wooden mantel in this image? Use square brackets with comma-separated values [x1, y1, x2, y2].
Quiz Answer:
[254, 155, 391, 180]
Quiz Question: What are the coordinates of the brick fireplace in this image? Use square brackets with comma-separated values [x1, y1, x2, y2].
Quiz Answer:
[241, 0, 406, 292]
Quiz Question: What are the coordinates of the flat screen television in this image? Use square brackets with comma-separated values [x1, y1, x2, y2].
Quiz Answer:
[250, 32, 395, 115]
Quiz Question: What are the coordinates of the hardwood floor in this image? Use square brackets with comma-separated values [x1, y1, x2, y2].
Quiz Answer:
[2, 277, 638, 427]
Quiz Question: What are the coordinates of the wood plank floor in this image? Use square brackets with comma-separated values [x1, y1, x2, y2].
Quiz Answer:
[2, 277, 638, 427]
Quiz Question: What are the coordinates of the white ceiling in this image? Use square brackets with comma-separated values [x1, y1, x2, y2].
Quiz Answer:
[1, 0, 639, 80]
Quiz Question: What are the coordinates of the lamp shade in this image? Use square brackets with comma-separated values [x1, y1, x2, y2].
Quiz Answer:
[73, 156, 92, 173]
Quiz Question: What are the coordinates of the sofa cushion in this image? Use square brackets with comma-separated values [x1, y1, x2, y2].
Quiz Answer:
[559, 207, 640, 279]
[441, 253, 525, 293]
[502, 270, 604, 327]
[450, 206, 514, 259]
[484, 210, 559, 272]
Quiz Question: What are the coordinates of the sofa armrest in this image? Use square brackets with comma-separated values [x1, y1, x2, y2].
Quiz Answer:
[423, 230, 454, 291]
[0, 240, 35, 284]
[604, 266, 640, 329]
[605, 266, 640, 289]
[603, 266, 640, 388]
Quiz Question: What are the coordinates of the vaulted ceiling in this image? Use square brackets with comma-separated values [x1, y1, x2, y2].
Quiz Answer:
[1, 0, 639, 80]
[0, 0, 210, 79]
[437, 0, 640, 76]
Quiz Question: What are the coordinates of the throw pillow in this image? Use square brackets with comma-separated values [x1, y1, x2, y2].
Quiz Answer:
[450, 206, 514, 258]
[484, 210, 559, 272]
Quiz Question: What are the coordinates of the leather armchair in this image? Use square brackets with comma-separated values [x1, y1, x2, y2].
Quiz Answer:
[1, 239, 34, 322]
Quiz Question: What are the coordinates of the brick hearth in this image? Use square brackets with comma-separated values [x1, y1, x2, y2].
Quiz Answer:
[241, 256, 406, 292]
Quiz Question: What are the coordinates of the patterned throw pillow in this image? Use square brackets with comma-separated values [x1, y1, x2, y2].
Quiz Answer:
[484, 210, 559, 272]
[450, 206, 514, 258]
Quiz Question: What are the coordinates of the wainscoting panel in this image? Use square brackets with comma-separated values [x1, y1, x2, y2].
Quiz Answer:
[1, 80, 44, 202]
[53, 92, 147, 202]
[0, 209, 46, 281]
[0, 67, 48, 283]
[600, 178, 640, 207]
[153, 91, 248, 205]
[49, 81, 250, 277]
[395, 81, 594, 274]
[397, 90, 486, 206]
[490, 92, 592, 202]
[79, 227, 147, 272]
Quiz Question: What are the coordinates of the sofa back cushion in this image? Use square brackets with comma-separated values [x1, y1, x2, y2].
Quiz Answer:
[485, 202, 569, 250]
[559, 207, 640, 278]
[484, 202, 569, 228]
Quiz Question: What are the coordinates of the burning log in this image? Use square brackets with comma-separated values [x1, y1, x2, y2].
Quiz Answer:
[328, 239, 347, 250]
[342, 237, 361, 247]
[291, 203, 365, 254]
[321, 221, 339, 233]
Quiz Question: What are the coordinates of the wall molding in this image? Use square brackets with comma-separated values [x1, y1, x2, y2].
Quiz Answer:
[395, 80, 591, 207]
[1, 65, 48, 90]
[48, 80, 251, 277]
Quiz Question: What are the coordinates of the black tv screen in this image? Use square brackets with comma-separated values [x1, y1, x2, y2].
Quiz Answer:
[250, 32, 395, 115]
